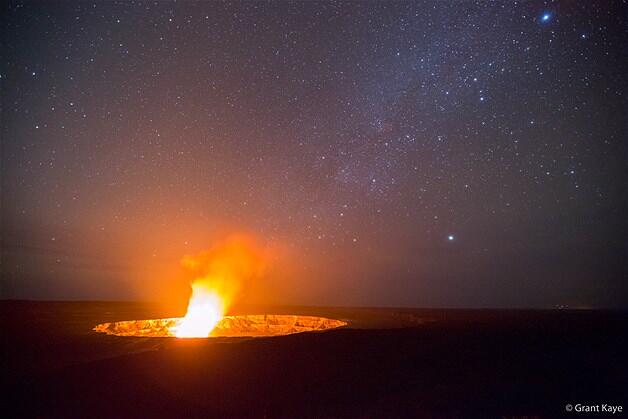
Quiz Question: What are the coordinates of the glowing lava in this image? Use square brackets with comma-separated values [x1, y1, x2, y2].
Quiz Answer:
[94, 315, 347, 338]
[173, 285, 225, 338]
[93, 235, 347, 339]
[169, 235, 267, 338]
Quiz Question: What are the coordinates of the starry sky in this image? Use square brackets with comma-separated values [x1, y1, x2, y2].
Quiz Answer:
[1, 1, 626, 308]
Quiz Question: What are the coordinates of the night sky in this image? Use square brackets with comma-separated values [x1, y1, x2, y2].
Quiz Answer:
[1, 1, 626, 308]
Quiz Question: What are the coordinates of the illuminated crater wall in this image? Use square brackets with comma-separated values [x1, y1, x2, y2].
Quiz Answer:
[94, 314, 347, 338]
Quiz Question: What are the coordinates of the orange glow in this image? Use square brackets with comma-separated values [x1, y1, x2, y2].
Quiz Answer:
[94, 315, 347, 337]
[173, 285, 225, 337]
[170, 235, 266, 338]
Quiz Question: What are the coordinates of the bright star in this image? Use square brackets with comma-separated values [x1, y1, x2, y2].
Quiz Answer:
[540, 13, 551, 22]
[447, 235, 455, 241]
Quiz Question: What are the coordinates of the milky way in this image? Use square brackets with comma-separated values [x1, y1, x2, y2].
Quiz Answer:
[1, 1, 626, 307]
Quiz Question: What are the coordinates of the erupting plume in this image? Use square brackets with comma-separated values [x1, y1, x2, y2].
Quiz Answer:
[93, 234, 347, 338]
[171, 235, 267, 338]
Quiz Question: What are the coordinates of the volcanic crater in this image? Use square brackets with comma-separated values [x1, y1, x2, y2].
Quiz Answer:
[94, 314, 347, 338]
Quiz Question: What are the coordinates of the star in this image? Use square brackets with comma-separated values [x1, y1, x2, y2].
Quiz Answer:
[540, 13, 552, 23]
[447, 235, 455, 242]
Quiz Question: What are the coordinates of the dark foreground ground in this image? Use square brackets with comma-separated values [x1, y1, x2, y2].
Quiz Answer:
[1, 301, 626, 418]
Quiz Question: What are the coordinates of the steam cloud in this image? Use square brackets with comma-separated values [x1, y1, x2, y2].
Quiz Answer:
[180, 234, 268, 310]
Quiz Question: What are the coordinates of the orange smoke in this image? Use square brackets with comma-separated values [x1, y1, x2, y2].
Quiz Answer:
[172, 234, 267, 338]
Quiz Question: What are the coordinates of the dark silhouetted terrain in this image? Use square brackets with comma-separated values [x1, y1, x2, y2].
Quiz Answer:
[2, 301, 626, 418]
